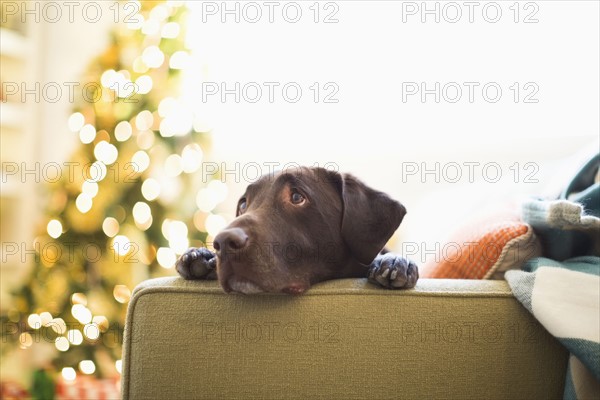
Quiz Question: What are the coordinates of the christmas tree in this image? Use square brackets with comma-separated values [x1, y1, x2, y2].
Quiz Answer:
[3, 0, 226, 387]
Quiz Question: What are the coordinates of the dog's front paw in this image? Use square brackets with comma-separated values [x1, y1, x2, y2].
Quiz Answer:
[368, 254, 419, 289]
[176, 247, 217, 280]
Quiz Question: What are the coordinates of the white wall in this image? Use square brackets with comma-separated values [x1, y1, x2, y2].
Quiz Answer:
[183, 1, 599, 257]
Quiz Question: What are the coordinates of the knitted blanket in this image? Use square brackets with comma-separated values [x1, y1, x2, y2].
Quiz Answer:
[506, 194, 600, 399]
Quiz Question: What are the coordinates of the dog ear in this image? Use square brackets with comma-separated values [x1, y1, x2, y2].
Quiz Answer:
[335, 172, 407, 265]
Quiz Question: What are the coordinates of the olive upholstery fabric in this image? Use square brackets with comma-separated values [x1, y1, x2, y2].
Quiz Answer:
[122, 277, 568, 400]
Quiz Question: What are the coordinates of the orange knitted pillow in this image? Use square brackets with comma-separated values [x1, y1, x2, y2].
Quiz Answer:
[421, 221, 541, 279]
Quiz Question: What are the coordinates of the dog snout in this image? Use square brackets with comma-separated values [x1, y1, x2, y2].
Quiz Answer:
[213, 228, 249, 255]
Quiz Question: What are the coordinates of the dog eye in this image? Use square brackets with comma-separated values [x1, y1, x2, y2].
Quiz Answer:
[238, 198, 247, 212]
[290, 191, 305, 205]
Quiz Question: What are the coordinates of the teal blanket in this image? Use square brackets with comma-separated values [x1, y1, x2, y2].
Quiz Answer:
[506, 257, 600, 399]
[507, 154, 599, 399]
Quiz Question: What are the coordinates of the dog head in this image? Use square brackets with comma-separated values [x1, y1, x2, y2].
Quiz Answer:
[213, 166, 406, 294]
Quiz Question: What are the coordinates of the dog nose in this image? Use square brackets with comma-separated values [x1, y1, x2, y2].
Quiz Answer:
[213, 228, 248, 254]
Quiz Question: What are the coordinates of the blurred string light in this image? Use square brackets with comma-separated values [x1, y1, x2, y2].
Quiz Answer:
[71, 292, 87, 305]
[115, 121, 133, 142]
[205, 214, 227, 237]
[101, 69, 136, 98]
[133, 201, 152, 222]
[62, 367, 76, 381]
[27, 313, 41, 329]
[196, 180, 228, 213]
[49, 318, 67, 335]
[39, 312, 53, 325]
[102, 217, 120, 237]
[71, 304, 92, 324]
[113, 285, 132, 303]
[67, 330, 84, 345]
[19, 333, 33, 349]
[133, 201, 153, 230]
[94, 141, 119, 165]
[93, 316, 109, 332]
[156, 247, 176, 268]
[169, 51, 190, 69]
[159, 101, 193, 137]
[79, 124, 96, 144]
[86, 161, 107, 183]
[142, 19, 161, 35]
[136, 130, 155, 149]
[162, 22, 180, 38]
[68, 112, 85, 132]
[142, 46, 164, 68]
[135, 110, 154, 131]
[141, 178, 161, 201]
[84, 323, 101, 340]
[112, 235, 131, 256]
[16, 1, 229, 380]
[82, 181, 99, 198]
[164, 154, 183, 177]
[135, 75, 153, 94]
[55, 337, 70, 352]
[75, 193, 93, 213]
[79, 360, 96, 375]
[181, 144, 203, 173]
[162, 220, 189, 254]
[131, 151, 150, 173]
[150, 3, 169, 21]
[47, 219, 63, 239]
[133, 56, 149, 74]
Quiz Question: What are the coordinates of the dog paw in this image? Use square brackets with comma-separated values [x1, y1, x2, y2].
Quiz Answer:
[176, 247, 217, 280]
[368, 254, 419, 289]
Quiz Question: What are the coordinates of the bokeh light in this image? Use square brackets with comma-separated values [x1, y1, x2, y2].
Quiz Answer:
[112, 235, 131, 256]
[75, 193, 93, 213]
[47, 219, 63, 239]
[79, 124, 96, 144]
[113, 285, 132, 304]
[84, 323, 101, 340]
[102, 217, 120, 237]
[67, 329, 83, 345]
[131, 151, 150, 173]
[19, 332, 33, 349]
[79, 360, 96, 375]
[141, 178, 161, 201]
[133, 202, 152, 224]
[27, 314, 41, 329]
[82, 181, 99, 198]
[156, 247, 176, 268]
[115, 121, 133, 142]
[162, 22, 180, 38]
[86, 161, 108, 183]
[169, 51, 189, 69]
[142, 46, 164, 68]
[61, 367, 76, 381]
[164, 154, 183, 176]
[206, 214, 227, 237]
[135, 75, 153, 95]
[135, 110, 154, 131]
[181, 144, 203, 173]
[55, 337, 70, 352]
[68, 112, 85, 132]
[71, 304, 92, 324]
[71, 292, 87, 305]
[94, 141, 118, 165]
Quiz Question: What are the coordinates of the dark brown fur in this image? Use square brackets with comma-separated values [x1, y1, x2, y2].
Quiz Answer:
[176, 167, 418, 294]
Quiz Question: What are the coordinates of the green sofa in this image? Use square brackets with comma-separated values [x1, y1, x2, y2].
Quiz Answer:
[121, 277, 568, 400]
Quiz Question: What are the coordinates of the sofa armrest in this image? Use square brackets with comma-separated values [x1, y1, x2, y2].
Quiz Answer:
[122, 278, 568, 400]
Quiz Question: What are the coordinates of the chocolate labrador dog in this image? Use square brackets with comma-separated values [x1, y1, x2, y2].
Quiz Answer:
[176, 166, 418, 294]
